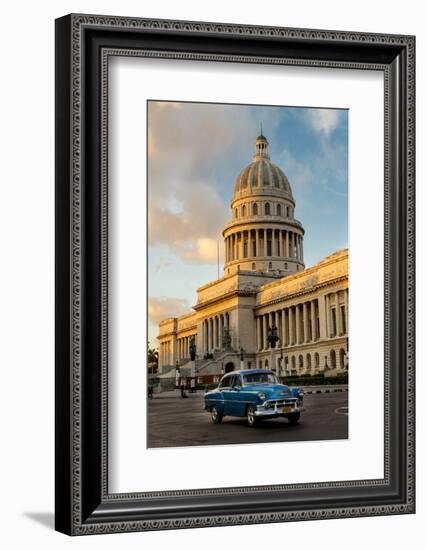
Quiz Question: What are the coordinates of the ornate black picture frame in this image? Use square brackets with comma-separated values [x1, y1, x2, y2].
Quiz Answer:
[55, 14, 415, 535]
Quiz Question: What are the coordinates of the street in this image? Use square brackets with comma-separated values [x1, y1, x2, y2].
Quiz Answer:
[147, 389, 348, 448]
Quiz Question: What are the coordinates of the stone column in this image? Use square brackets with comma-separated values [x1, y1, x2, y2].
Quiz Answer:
[303, 302, 309, 342]
[262, 314, 268, 350]
[311, 300, 317, 341]
[285, 231, 289, 257]
[335, 293, 342, 336]
[247, 230, 252, 259]
[264, 229, 268, 257]
[295, 304, 300, 344]
[289, 307, 294, 345]
[345, 289, 349, 334]
[318, 294, 328, 339]
[255, 229, 259, 258]
[282, 309, 287, 346]
[257, 316, 262, 351]
[271, 229, 276, 256]
[327, 295, 333, 337]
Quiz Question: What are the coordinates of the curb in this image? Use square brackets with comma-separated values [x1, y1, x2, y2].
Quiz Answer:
[303, 387, 349, 395]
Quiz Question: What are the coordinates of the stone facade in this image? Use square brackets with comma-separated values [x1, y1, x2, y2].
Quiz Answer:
[157, 135, 348, 378]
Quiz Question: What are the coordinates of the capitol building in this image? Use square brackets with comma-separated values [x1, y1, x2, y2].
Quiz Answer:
[157, 134, 348, 380]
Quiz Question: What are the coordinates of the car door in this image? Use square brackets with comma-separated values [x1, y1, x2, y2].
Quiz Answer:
[221, 375, 236, 416]
[228, 374, 247, 417]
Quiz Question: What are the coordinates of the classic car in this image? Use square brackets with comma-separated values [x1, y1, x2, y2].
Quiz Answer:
[204, 369, 304, 427]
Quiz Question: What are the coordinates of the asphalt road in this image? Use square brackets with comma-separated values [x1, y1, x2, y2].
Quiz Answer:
[147, 390, 348, 448]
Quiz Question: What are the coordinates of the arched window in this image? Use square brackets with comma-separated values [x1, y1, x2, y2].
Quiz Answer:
[252, 203, 258, 215]
[265, 202, 270, 215]
[234, 208, 238, 218]
[307, 353, 312, 370]
[242, 205, 246, 217]
[286, 206, 290, 217]
[277, 204, 282, 216]
[315, 352, 320, 369]
[284, 262, 288, 270]
[265, 359, 269, 367]
[291, 356, 296, 375]
[251, 262, 256, 270]
[330, 349, 336, 368]
[268, 262, 273, 270]
[298, 355, 304, 371]
[340, 348, 346, 369]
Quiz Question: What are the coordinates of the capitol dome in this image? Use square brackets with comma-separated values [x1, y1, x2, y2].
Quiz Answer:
[223, 134, 305, 277]
[234, 135, 293, 198]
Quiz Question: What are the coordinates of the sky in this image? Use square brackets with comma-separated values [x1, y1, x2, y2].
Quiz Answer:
[148, 101, 348, 345]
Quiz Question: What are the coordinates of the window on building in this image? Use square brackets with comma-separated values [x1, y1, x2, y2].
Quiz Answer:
[234, 208, 238, 218]
[243, 241, 247, 258]
[277, 204, 281, 216]
[267, 240, 272, 256]
[284, 262, 288, 270]
[252, 263, 256, 270]
[268, 262, 272, 270]
[331, 308, 337, 337]
[253, 203, 258, 215]
[265, 202, 270, 215]
[340, 305, 347, 334]
[286, 206, 290, 217]
[340, 348, 346, 369]
[242, 205, 246, 217]
[315, 352, 320, 369]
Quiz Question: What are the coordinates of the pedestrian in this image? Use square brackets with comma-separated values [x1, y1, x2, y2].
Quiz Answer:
[180, 379, 188, 398]
[190, 377, 196, 393]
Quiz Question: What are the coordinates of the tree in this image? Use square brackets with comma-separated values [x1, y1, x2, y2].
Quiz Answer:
[147, 341, 159, 373]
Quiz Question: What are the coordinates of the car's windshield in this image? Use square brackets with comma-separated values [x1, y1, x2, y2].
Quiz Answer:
[243, 372, 277, 385]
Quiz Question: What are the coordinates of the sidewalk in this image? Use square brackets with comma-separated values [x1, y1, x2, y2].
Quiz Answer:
[151, 385, 349, 398]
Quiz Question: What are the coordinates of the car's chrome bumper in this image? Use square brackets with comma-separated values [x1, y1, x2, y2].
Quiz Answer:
[255, 400, 303, 417]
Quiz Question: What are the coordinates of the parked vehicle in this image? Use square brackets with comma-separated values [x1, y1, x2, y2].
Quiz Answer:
[204, 369, 304, 427]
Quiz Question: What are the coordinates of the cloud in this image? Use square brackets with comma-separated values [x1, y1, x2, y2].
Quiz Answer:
[148, 296, 190, 326]
[303, 109, 342, 136]
[147, 101, 278, 263]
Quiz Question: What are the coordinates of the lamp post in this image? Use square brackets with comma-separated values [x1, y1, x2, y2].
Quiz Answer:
[240, 347, 244, 370]
[267, 325, 280, 377]
[278, 345, 284, 381]
[175, 361, 180, 390]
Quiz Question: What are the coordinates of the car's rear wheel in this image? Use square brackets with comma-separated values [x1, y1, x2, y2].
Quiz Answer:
[211, 405, 223, 424]
[288, 412, 300, 425]
[247, 405, 258, 427]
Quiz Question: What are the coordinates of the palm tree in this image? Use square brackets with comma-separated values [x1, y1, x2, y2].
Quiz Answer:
[147, 341, 159, 373]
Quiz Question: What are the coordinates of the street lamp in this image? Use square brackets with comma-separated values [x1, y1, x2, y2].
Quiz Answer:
[278, 345, 284, 381]
[240, 347, 244, 370]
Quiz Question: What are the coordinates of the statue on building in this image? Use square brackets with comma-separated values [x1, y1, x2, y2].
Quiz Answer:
[221, 327, 232, 351]
[267, 325, 279, 349]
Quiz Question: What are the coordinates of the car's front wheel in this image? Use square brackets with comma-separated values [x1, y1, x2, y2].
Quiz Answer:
[211, 405, 223, 424]
[288, 412, 300, 425]
[247, 405, 258, 427]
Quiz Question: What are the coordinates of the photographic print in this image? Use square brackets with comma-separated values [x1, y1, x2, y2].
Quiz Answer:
[148, 100, 349, 448]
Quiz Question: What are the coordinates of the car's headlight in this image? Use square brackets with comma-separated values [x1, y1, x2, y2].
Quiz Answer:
[258, 392, 266, 401]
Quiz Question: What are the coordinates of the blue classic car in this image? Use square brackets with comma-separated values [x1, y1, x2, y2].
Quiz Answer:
[204, 369, 304, 427]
